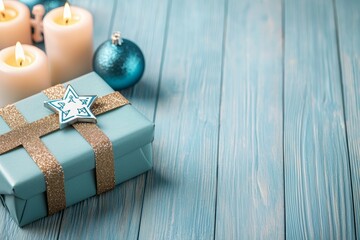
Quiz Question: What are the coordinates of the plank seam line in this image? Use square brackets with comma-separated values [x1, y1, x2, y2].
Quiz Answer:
[56, 211, 64, 240]
[213, 0, 229, 239]
[136, 0, 173, 239]
[332, 0, 357, 238]
[281, 0, 286, 239]
[107, 0, 119, 39]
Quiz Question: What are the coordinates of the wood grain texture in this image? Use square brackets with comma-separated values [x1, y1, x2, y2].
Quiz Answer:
[284, 0, 355, 238]
[58, 0, 169, 239]
[137, 0, 225, 239]
[0, 210, 61, 240]
[215, 0, 284, 239]
[335, 0, 360, 235]
[74, 0, 116, 49]
[111, 0, 169, 119]
[1, 1, 359, 239]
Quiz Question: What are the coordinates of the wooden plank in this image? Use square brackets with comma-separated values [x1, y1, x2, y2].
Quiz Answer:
[111, 0, 169, 119]
[215, 0, 284, 239]
[335, 0, 360, 234]
[138, 0, 225, 239]
[58, 0, 169, 239]
[75, 0, 116, 49]
[284, 0, 355, 238]
[0, 211, 61, 240]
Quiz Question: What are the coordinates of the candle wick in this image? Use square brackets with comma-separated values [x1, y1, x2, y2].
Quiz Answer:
[0, 12, 5, 18]
[65, 19, 69, 24]
[19, 60, 23, 67]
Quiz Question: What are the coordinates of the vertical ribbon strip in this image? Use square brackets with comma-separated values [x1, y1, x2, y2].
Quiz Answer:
[43, 85, 116, 194]
[0, 105, 66, 215]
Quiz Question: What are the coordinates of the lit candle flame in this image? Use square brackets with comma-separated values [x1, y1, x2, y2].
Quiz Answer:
[15, 42, 26, 67]
[0, 0, 5, 18]
[63, 2, 71, 24]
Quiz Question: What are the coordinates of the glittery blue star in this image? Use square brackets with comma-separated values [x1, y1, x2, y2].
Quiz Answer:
[44, 85, 97, 129]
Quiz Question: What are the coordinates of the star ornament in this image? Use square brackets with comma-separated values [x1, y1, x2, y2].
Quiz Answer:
[44, 85, 97, 129]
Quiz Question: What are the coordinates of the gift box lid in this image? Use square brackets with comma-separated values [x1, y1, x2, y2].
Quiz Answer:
[0, 72, 154, 200]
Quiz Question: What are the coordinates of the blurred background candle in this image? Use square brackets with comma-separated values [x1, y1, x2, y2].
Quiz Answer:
[0, 42, 50, 107]
[43, 3, 93, 85]
[0, 0, 32, 49]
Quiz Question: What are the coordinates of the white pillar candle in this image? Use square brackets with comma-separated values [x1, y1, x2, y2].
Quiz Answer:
[0, 42, 51, 107]
[43, 3, 93, 85]
[0, 0, 32, 49]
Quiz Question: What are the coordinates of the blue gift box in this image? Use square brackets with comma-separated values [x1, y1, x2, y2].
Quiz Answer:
[0, 72, 154, 226]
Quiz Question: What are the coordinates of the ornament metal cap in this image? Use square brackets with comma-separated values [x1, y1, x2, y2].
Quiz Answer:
[112, 31, 123, 45]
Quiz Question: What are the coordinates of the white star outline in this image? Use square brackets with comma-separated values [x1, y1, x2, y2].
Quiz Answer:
[44, 85, 97, 129]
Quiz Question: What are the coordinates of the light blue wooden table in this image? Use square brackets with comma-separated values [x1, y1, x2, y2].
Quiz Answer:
[1, 0, 359, 239]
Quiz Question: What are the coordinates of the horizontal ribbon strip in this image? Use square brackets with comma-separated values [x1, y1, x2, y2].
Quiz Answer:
[0, 91, 128, 155]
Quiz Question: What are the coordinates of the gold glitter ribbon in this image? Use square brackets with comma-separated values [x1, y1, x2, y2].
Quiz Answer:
[0, 85, 129, 215]
[43, 85, 118, 194]
[0, 105, 66, 215]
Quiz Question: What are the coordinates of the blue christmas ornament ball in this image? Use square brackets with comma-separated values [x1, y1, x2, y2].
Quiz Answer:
[93, 33, 145, 90]
[20, 0, 67, 14]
